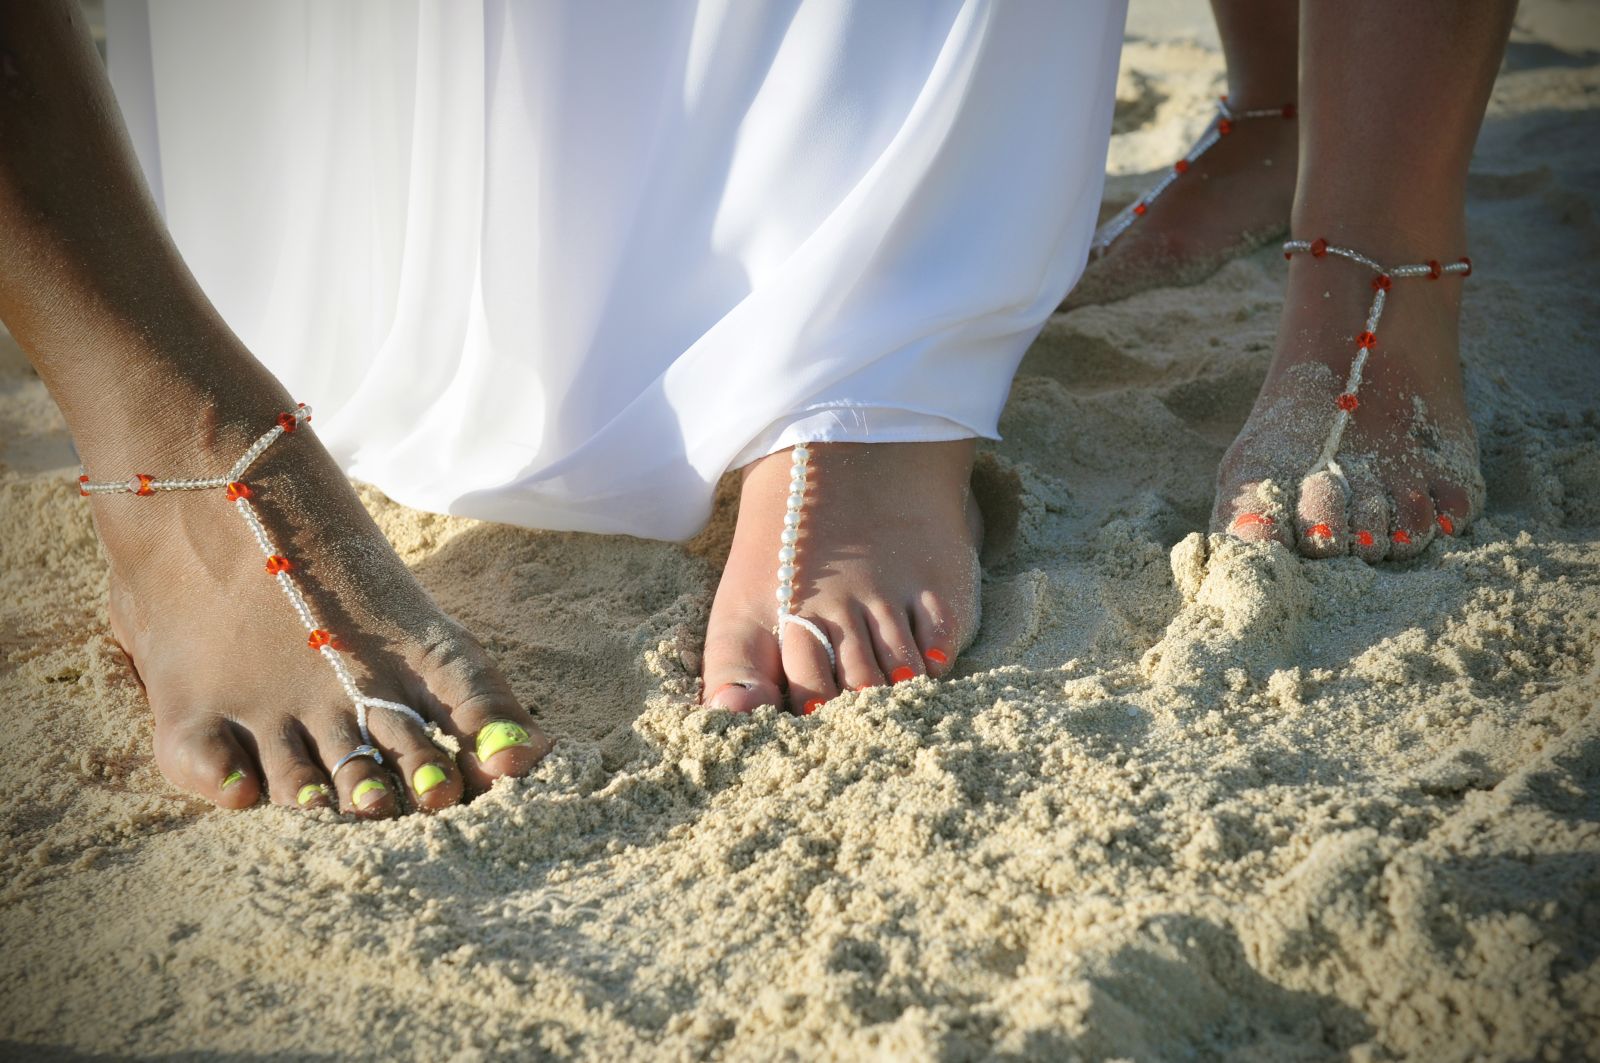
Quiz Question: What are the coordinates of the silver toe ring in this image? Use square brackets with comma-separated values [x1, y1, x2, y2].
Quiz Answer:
[332, 744, 384, 776]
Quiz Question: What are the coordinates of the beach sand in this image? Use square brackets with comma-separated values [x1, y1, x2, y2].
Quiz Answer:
[2, 4, 1598, 1060]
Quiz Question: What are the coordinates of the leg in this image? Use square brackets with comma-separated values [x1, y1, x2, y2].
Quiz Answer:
[1213, 0, 1516, 560]
[700, 442, 982, 715]
[1068, 0, 1300, 308]
[0, 2, 549, 812]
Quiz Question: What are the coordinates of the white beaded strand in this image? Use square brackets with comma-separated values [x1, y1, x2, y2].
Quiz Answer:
[1282, 238, 1472, 504]
[1092, 97, 1297, 256]
[76, 402, 435, 752]
[773, 444, 837, 672]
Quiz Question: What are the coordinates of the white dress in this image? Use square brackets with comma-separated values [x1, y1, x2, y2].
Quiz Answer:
[109, 0, 1125, 540]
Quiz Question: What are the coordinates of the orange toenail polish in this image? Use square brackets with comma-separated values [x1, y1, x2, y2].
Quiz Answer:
[802, 698, 824, 715]
[1307, 523, 1333, 539]
[1437, 515, 1455, 535]
[1355, 530, 1375, 548]
[925, 648, 949, 665]
[890, 666, 915, 684]
[1392, 529, 1412, 545]
[1233, 512, 1274, 530]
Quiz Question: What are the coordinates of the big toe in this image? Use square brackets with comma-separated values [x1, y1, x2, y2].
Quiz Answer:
[154, 714, 260, 810]
[702, 608, 783, 714]
[412, 632, 551, 790]
[1213, 476, 1293, 547]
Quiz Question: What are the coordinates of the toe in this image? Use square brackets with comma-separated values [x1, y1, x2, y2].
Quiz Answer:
[833, 608, 887, 694]
[154, 714, 260, 810]
[864, 604, 925, 686]
[410, 631, 551, 789]
[1388, 486, 1437, 561]
[702, 607, 783, 714]
[779, 613, 842, 714]
[1346, 467, 1392, 564]
[304, 713, 398, 818]
[255, 725, 334, 811]
[1213, 478, 1293, 547]
[908, 595, 958, 678]
[365, 704, 463, 812]
[1295, 470, 1348, 559]
[1431, 482, 1472, 540]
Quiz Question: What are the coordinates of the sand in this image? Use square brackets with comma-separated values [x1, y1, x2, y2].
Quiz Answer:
[3, 5, 1598, 1060]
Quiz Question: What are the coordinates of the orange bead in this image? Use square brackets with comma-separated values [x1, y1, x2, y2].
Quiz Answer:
[225, 481, 252, 501]
[134, 474, 155, 496]
[308, 629, 333, 649]
[1132, 202, 1147, 216]
[1217, 119, 1233, 135]
[1373, 274, 1392, 291]
[277, 412, 298, 432]
[1428, 260, 1442, 279]
[1310, 238, 1328, 257]
[1357, 331, 1377, 350]
[78, 474, 90, 497]
[1281, 103, 1296, 119]
[1337, 393, 1360, 412]
[1174, 159, 1189, 174]
[1458, 256, 1472, 278]
[265, 555, 293, 575]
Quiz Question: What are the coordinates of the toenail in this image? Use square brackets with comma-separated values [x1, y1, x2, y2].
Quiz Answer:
[890, 666, 916, 684]
[220, 770, 246, 791]
[413, 764, 447, 796]
[352, 778, 387, 809]
[1307, 523, 1333, 539]
[1437, 515, 1455, 535]
[925, 648, 949, 665]
[1392, 529, 1412, 545]
[1233, 512, 1275, 530]
[1355, 530, 1376, 548]
[296, 783, 332, 807]
[475, 720, 532, 762]
[802, 698, 824, 715]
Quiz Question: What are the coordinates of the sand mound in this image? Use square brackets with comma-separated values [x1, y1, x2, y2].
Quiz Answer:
[2, 6, 1597, 1060]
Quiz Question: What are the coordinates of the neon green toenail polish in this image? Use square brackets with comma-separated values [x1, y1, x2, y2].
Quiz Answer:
[475, 721, 531, 762]
[297, 783, 332, 807]
[352, 778, 387, 808]
[221, 770, 246, 791]
[413, 764, 447, 796]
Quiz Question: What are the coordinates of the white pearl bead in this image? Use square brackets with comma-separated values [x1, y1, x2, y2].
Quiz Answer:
[779, 546, 796, 562]
[778, 565, 795, 581]
[776, 585, 794, 602]
[783, 510, 801, 527]
[793, 446, 810, 460]
[789, 478, 806, 493]
[787, 493, 805, 510]
[781, 528, 798, 544]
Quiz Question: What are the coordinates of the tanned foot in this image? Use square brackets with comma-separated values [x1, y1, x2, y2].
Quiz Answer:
[86, 365, 551, 815]
[1211, 238, 1484, 561]
[1065, 107, 1298, 310]
[701, 440, 983, 715]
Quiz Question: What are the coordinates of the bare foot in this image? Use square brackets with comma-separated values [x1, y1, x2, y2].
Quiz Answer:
[701, 441, 982, 714]
[86, 367, 551, 815]
[1211, 241, 1484, 561]
[1066, 105, 1298, 310]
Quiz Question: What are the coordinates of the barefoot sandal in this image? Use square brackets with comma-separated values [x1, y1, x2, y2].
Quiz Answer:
[1091, 96, 1297, 257]
[773, 445, 837, 676]
[76, 404, 439, 772]
[1236, 239, 1473, 547]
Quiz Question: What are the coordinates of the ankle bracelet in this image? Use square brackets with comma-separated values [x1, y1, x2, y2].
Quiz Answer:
[1271, 238, 1473, 546]
[75, 403, 439, 756]
[1093, 95, 1296, 257]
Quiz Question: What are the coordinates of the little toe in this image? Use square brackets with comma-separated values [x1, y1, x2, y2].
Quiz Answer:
[305, 714, 397, 818]
[833, 609, 887, 694]
[366, 707, 462, 812]
[256, 727, 334, 811]
[779, 613, 842, 715]
[908, 596, 958, 678]
[1295, 470, 1349, 559]
[154, 714, 260, 810]
[864, 604, 925, 686]
[702, 610, 783, 714]
[1431, 483, 1473, 540]
[1388, 487, 1437, 561]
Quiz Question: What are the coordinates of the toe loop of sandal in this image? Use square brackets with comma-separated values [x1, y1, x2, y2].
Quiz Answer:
[772, 443, 839, 676]
[74, 402, 442, 755]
